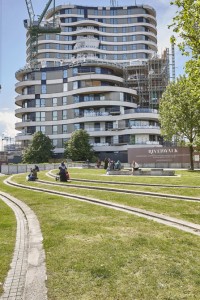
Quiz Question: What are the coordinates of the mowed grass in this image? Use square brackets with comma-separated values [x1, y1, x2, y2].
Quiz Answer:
[12, 170, 200, 225]
[1, 170, 200, 299]
[0, 195, 16, 295]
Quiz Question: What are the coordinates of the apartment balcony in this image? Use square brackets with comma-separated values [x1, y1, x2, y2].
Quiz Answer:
[76, 26, 98, 32]
[74, 36, 100, 50]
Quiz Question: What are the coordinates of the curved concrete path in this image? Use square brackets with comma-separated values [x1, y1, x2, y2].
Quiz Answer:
[0, 192, 47, 300]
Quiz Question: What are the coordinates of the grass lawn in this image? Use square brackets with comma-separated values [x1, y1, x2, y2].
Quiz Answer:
[0, 194, 16, 295]
[0, 169, 200, 299]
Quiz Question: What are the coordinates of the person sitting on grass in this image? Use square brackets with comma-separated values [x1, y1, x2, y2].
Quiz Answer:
[28, 168, 37, 181]
[58, 161, 68, 182]
[132, 160, 139, 172]
[115, 160, 121, 170]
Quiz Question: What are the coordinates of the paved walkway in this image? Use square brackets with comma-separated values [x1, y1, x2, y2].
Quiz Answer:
[0, 192, 47, 300]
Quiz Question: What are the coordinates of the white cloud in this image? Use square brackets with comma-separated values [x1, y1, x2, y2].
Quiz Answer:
[0, 111, 18, 138]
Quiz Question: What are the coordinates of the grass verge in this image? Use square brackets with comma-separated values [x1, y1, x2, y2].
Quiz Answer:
[0, 170, 200, 299]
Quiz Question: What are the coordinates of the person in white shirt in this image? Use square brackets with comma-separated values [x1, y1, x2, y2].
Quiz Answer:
[132, 160, 139, 172]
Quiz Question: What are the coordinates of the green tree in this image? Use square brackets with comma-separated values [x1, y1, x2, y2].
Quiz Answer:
[159, 76, 200, 170]
[170, 0, 200, 56]
[170, 1, 200, 84]
[22, 132, 54, 163]
[64, 129, 94, 161]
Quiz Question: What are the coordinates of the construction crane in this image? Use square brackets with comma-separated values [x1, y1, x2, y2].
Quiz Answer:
[24, 0, 61, 68]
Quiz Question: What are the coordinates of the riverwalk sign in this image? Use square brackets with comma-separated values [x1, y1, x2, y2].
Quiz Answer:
[128, 147, 200, 164]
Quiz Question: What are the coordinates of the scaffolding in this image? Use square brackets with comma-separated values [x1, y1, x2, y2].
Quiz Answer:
[124, 50, 170, 109]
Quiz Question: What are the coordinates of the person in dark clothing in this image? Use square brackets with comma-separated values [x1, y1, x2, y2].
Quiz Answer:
[58, 161, 68, 182]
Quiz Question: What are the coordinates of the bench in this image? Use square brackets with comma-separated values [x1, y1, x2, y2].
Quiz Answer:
[107, 168, 175, 176]
[106, 170, 132, 175]
[133, 168, 175, 176]
[82, 164, 95, 169]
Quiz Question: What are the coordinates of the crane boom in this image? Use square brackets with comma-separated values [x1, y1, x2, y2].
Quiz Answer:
[25, 0, 35, 24]
[24, 0, 60, 68]
[37, 0, 53, 26]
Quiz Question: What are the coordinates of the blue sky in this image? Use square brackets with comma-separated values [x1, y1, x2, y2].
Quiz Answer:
[0, 0, 188, 145]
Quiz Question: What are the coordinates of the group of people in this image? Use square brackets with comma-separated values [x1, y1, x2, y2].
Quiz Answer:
[104, 158, 122, 171]
[27, 159, 139, 182]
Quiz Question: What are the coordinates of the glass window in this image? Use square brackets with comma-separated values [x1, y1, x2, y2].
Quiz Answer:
[132, 53, 137, 59]
[63, 83, 68, 92]
[52, 139, 58, 147]
[73, 95, 79, 103]
[77, 8, 84, 15]
[94, 137, 100, 143]
[63, 69, 68, 78]
[74, 109, 79, 117]
[64, 45, 72, 50]
[56, 44, 60, 50]
[41, 85, 46, 94]
[122, 36, 127, 42]
[53, 125, 58, 134]
[63, 124, 67, 133]
[65, 8, 71, 14]
[36, 126, 45, 134]
[74, 123, 80, 130]
[64, 26, 72, 32]
[62, 96, 67, 105]
[64, 36, 72, 41]
[62, 110, 67, 120]
[56, 35, 60, 40]
[53, 98, 57, 106]
[64, 54, 72, 59]
[113, 27, 118, 33]
[73, 81, 78, 90]
[41, 112, 45, 121]
[96, 67, 101, 74]
[42, 72, 46, 80]
[45, 34, 50, 40]
[53, 111, 58, 121]
[132, 35, 136, 40]
[45, 44, 50, 49]
[36, 112, 45, 121]
[36, 99, 45, 107]
[73, 68, 78, 75]
[122, 45, 127, 51]
[45, 53, 50, 58]
[114, 36, 118, 42]
[110, 9, 116, 16]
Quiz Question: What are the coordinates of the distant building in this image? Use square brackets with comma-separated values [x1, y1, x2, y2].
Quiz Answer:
[15, 4, 169, 162]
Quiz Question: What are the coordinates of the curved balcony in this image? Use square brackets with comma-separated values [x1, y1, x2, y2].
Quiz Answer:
[15, 80, 40, 94]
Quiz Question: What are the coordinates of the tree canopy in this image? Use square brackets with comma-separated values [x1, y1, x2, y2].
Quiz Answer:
[159, 76, 200, 169]
[64, 129, 94, 161]
[170, 0, 200, 56]
[170, 1, 200, 82]
[22, 132, 55, 163]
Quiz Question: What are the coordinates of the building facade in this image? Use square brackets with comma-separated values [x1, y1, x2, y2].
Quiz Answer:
[15, 4, 167, 162]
